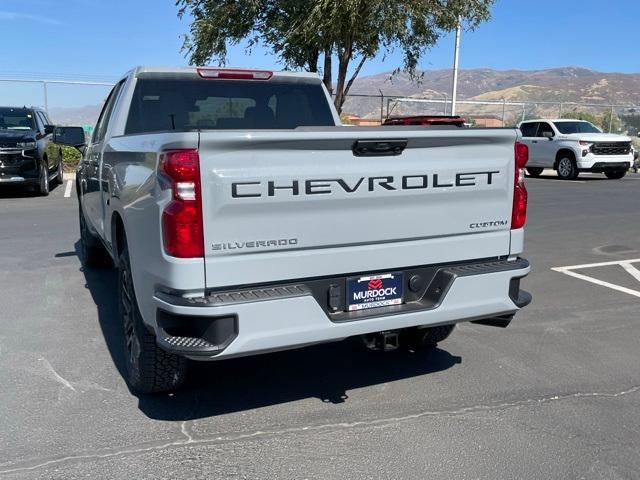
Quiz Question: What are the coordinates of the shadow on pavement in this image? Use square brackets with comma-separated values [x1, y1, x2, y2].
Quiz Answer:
[0, 182, 63, 198]
[528, 174, 608, 181]
[77, 239, 462, 421]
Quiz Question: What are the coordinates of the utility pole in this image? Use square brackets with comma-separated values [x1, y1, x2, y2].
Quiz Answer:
[450, 16, 462, 116]
[608, 105, 614, 132]
[43, 82, 49, 114]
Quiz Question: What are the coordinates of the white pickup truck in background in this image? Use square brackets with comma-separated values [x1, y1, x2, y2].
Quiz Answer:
[55, 67, 532, 393]
[519, 119, 633, 180]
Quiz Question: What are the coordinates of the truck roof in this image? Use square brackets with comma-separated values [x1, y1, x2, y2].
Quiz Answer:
[521, 118, 593, 123]
[0, 106, 45, 112]
[127, 66, 321, 82]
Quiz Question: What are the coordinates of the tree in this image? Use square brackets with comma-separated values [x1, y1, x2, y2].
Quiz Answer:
[176, 0, 495, 113]
[561, 110, 599, 125]
[599, 109, 620, 133]
[561, 109, 621, 133]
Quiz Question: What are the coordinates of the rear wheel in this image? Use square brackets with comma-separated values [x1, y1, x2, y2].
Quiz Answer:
[79, 203, 111, 268]
[119, 243, 187, 394]
[556, 155, 579, 180]
[526, 167, 543, 177]
[401, 324, 456, 351]
[36, 161, 49, 196]
[604, 169, 626, 179]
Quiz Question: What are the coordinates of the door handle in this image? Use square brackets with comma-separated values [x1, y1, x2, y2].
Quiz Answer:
[352, 139, 408, 157]
[532, 140, 538, 143]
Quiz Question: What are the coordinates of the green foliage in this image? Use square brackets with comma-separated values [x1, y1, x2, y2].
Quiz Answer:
[176, 0, 495, 112]
[600, 109, 621, 133]
[61, 146, 81, 171]
[561, 110, 598, 125]
[340, 113, 353, 125]
[619, 114, 640, 130]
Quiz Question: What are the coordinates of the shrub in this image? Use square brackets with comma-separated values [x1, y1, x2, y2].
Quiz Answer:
[61, 146, 82, 172]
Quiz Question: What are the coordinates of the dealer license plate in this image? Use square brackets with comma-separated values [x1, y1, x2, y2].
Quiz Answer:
[347, 273, 404, 311]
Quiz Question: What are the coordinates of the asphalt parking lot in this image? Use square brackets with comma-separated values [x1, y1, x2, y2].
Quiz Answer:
[1, 172, 640, 479]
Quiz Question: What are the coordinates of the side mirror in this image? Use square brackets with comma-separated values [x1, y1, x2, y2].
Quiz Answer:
[53, 126, 86, 150]
[44, 124, 55, 135]
[542, 131, 554, 139]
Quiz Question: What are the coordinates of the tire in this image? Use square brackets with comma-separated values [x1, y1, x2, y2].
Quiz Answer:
[119, 243, 187, 394]
[37, 161, 50, 196]
[401, 324, 456, 350]
[54, 158, 64, 185]
[556, 155, 579, 180]
[526, 167, 544, 177]
[604, 169, 626, 180]
[79, 203, 111, 268]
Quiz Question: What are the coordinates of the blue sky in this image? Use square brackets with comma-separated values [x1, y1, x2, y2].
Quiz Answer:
[1, 0, 639, 109]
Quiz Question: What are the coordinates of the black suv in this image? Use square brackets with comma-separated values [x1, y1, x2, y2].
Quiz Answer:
[0, 106, 64, 195]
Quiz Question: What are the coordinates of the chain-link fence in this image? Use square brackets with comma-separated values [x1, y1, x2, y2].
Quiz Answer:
[342, 93, 640, 133]
[2, 76, 639, 134]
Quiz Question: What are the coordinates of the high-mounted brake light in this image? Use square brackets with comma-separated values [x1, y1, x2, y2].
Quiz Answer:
[160, 149, 204, 258]
[512, 142, 528, 230]
[196, 68, 273, 80]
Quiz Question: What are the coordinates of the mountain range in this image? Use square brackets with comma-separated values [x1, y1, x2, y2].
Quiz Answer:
[49, 67, 640, 126]
[344, 67, 640, 121]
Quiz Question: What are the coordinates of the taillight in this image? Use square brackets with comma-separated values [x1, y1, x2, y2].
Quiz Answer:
[196, 68, 273, 80]
[160, 149, 204, 258]
[512, 142, 528, 230]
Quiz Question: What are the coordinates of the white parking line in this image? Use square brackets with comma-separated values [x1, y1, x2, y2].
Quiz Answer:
[64, 180, 72, 198]
[552, 258, 640, 298]
[620, 262, 640, 282]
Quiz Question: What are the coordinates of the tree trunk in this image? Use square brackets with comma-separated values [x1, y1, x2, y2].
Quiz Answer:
[333, 48, 351, 114]
[343, 56, 366, 99]
[307, 48, 319, 73]
[323, 49, 332, 95]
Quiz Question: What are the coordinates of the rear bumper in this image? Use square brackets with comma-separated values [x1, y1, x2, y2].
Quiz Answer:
[151, 257, 531, 360]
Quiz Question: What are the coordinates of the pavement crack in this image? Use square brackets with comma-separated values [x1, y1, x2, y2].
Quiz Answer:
[181, 421, 195, 444]
[38, 357, 76, 392]
[2, 384, 640, 476]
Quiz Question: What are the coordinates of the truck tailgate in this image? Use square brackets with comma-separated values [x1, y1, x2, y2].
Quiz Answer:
[199, 128, 518, 288]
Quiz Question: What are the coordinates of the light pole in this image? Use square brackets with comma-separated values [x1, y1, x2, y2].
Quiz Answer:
[450, 16, 461, 116]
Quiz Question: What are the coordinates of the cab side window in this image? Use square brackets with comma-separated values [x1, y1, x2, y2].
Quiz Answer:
[34, 111, 45, 134]
[92, 80, 125, 144]
[36, 112, 49, 132]
[537, 122, 555, 138]
[520, 122, 538, 137]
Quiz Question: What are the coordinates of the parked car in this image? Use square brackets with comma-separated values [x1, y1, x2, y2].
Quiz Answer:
[518, 119, 633, 180]
[383, 115, 466, 127]
[0, 106, 64, 195]
[59, 66, 531, 393]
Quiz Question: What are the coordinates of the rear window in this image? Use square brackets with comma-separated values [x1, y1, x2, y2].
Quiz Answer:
[125, 78, 335, 134]
[519, 122, 537, 137]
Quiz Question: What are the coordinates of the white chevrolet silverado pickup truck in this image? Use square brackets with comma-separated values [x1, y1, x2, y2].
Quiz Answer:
[56, 67, 532, 393]
[519, 119, 633, 180]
